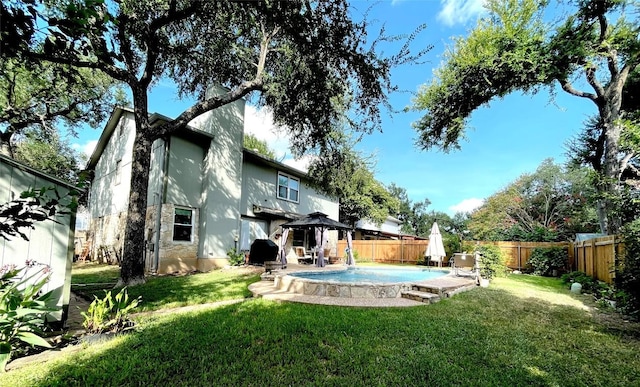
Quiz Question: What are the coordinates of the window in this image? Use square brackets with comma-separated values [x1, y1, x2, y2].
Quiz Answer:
[277, 172, 299, 202]
[115, 160, 122, 185]
[173, 207, 194, 242]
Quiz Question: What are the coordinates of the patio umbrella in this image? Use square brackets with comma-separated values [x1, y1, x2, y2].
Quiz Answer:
[346, 231, 355, 266]
[425, 221, 446, 267]
[315, 227, 325, 267]
[280, 212, 353, 267]
[279, 228, 290, 266]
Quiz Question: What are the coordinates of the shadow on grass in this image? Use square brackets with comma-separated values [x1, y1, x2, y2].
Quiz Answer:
[4, 285, 639, 387]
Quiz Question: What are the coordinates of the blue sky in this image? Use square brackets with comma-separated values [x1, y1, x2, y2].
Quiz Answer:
[73, 0, 597, 215]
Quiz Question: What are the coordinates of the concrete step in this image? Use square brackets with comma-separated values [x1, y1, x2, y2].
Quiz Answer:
[401, 290, 441, 304]
[412, 284, 440, 294]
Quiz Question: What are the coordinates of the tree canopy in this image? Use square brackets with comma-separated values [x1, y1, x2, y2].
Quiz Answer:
[3, 0, 426, 284]
[469, 159, 599, 241]
[0, 57, 123, 156]
[412, 0, 639, 234]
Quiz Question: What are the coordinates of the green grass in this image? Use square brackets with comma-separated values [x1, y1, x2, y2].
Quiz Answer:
[70, 263, 262, 312]
[2, 270, 639, 386]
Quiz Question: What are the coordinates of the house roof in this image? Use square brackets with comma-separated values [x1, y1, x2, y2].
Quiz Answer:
[85, 106, 209, 171]
[242, 148, 309, 179]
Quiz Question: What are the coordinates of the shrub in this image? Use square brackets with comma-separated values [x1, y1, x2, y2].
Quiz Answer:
[0, 264, 59, 371]
[226, 248, 245, 266]
[81, 288, 141, 334]
[617, 218, 640, 319]
[561, 271, 595, 292]
[476, 244, 507, 280]
[528, 247, 568, 276]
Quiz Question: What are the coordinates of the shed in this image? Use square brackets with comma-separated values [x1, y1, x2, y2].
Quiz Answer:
[0, 154, 79, 328]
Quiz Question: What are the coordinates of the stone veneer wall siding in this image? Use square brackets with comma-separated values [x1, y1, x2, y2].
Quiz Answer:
[155, 203, 199, 273]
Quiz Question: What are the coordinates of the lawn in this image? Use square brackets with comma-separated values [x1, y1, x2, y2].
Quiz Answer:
[2, 266, 639, 386]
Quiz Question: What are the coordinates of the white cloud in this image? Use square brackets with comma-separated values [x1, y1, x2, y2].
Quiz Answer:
[72, 140, 98, 158]
[243, 105, 291, 160]
[437, 0, 486, 27]
[449, 198, 484, 214]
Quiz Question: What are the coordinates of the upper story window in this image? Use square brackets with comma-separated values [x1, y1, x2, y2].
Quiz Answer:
[277, 172, 299, 203]
[173, 207, 194, 242]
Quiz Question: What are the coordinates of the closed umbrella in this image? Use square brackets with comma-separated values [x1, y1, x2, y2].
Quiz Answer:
[315, 227, 325, 267]
[425, 222, 446, 267]
[346, 231, 355, 266]
[279, 228, 290, 266]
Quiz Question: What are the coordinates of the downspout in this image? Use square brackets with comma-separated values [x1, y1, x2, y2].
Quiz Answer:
[152, 137, 170, 273]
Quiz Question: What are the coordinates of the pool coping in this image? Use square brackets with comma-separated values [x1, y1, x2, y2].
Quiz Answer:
[248, 264, 479, 307]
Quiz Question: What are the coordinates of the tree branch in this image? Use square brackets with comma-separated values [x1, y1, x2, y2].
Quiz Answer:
[558, 78, 597, 102]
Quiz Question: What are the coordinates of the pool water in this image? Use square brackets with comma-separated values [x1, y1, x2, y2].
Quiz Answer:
[289, 267, 448, 284]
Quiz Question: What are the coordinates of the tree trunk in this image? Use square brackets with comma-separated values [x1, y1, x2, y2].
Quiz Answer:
[118, 89, 154, 286]
[598, 87, 624, 235]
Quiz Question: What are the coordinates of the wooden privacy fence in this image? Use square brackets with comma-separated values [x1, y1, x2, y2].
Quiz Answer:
[573, 235, 623, 284]
[472, 241, 572, 271]
[336, 239, 428, 264]
[337, 238, 621, 284]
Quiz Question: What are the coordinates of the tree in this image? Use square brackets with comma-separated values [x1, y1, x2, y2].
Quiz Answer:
[469, 159, 599, 241]
[4, 1, 425, 285]
[13, 128, 83, 184]
[307, 131, 400, 227]
[412, 0, 640, 234]
[243, 133, 278, 160]
[0, 57, 123, 156]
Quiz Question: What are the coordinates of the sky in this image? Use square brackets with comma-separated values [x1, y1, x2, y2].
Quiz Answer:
[72, 0, 597, 216]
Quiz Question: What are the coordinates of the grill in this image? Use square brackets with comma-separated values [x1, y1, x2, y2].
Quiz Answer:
[248, 239, 278, 265]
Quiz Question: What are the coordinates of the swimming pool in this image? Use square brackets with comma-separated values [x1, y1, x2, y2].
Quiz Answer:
[273, 267, 450, 299]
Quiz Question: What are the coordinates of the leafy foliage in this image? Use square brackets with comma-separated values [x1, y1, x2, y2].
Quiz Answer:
[13, 129, 83, 184]
[617, 219, 640, 318]
[3, 0, 427, 285]
[469, 159, 599, 241]
[476, 244, 507, 280]
[0, 56, 124, 155]
[243, 134, 278, 160]
[412, 0, 640, 235]
[0, 186, 77, 241]
[528, 247, 568, 276]
[81, 288, 141, 334]
[226, 248, 245, 267]
[0, 265, 58, 372]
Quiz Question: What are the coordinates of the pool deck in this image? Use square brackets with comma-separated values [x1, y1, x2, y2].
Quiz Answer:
[249, 264, 479, 307]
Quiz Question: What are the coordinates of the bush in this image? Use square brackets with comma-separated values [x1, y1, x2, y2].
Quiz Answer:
[0, 264, 58, 371]
[81, 288, 141, 334]
[226, 248, 245, 266]
[476, 244, 507, 280]
[616, 218, 640, 319]
[561, 271, 595, 292]
[528, 247, 568, 276]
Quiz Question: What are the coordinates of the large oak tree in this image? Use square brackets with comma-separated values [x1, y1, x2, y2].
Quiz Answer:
[3, 0, 424, 285]
[412, 0, 639, 234]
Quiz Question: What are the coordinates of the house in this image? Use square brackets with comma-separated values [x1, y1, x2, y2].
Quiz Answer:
[0, 154, 78, 327]
[354, 216, 404, 240]
[86, 88, 338, 273]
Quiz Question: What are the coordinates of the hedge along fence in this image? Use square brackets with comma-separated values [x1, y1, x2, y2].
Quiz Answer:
[573, 235, 623, 285]
[471, 241, 573, 272]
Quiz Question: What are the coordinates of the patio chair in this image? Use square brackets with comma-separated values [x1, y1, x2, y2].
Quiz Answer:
[451, 252, 480, 283]
[294, 247, 313, 264]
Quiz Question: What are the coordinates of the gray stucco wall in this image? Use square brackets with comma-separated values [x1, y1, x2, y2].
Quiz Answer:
[240, 161, 339, 220]
[194, 93, 245, 259]
[0, 156, 76, 323]
[166, 136, 204, 208]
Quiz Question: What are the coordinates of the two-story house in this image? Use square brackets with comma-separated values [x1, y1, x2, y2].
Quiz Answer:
[86, 89, 338, 273]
